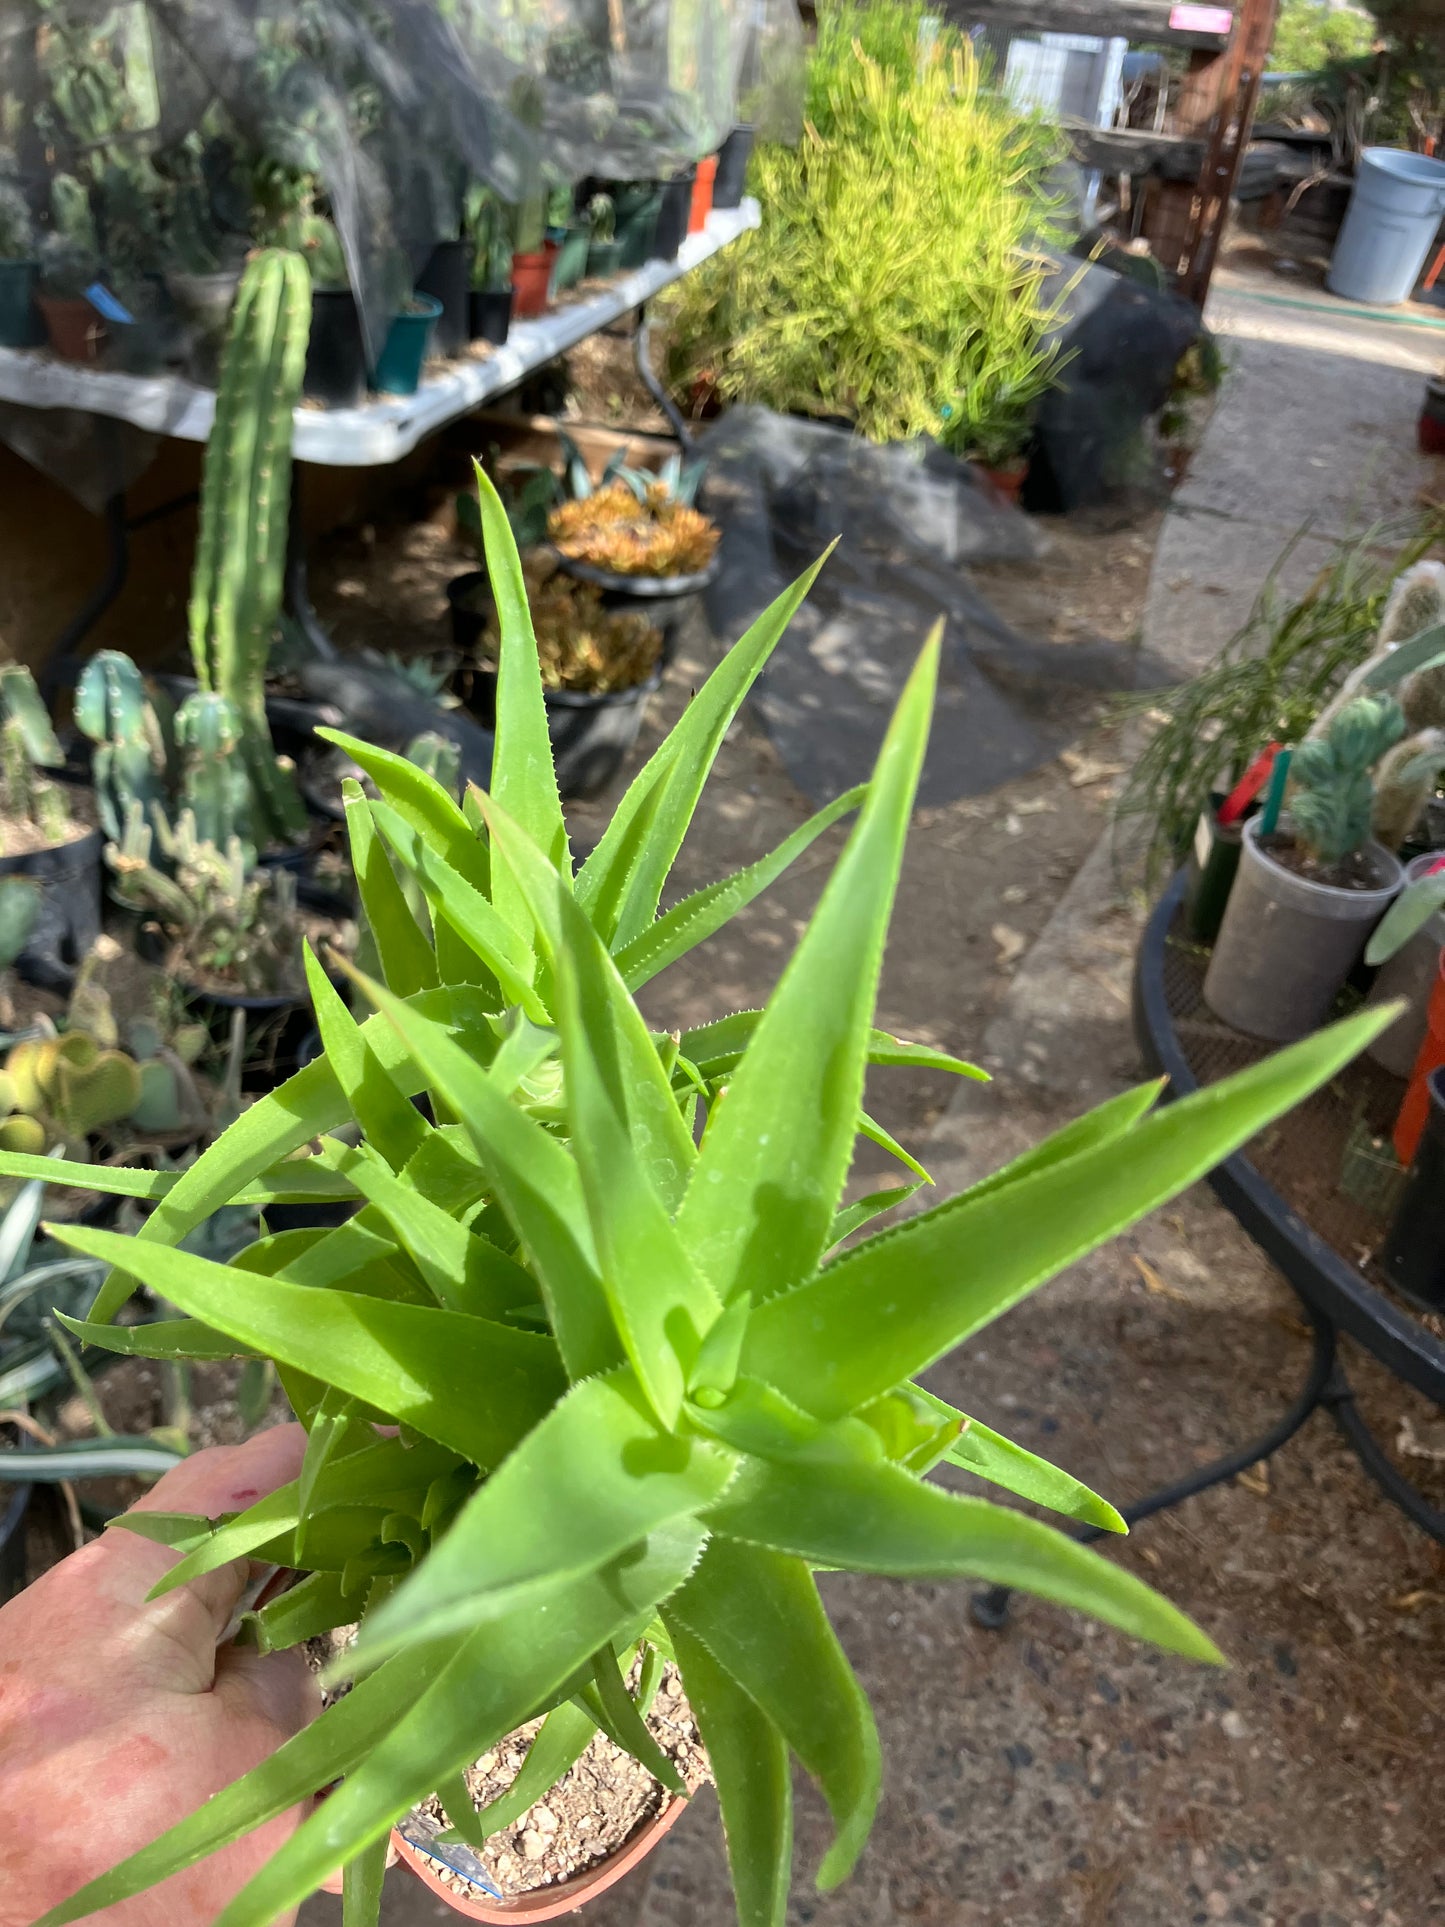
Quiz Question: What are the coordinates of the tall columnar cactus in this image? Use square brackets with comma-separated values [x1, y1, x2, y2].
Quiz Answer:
[1290, 694, 1405, 868]
[188, 246, 310, 849]
[74, 649, 172, 845]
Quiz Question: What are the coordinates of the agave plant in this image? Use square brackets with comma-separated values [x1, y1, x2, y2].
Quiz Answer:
[4, 469, 1392, 1927]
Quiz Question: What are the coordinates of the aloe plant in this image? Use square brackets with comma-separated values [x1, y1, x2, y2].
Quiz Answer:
[3, 470, 1396, 1927]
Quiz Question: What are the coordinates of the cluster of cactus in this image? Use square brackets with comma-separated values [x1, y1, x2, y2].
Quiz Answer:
[484, 554, 662, 692]
[0, 177, 32, 260]
[402, 731, 461, 796]
[547, 479, 720, 577]
[462, 184, 514, 291]
[77, 650, 255, 858]
[188, 247, 310, 849]
[107, 803, 302, 996]
[1303, 561, 1445, 854]
[1290, 695, 1406, 869]
[0, 665, 76, 852]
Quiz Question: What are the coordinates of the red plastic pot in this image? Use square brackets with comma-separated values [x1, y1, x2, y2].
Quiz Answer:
[688, 155, 717, 234]
[511, 251, 551, 319]
[392, 1793, 688, 1920]
[36, 292, 105, 362]
[1393, 952, 1445, 1164]
[978, 458, 1028, 504]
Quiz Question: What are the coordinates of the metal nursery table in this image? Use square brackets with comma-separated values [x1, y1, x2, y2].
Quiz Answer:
[0, 200, 758, 685]
[975, 870, 1445, 1628]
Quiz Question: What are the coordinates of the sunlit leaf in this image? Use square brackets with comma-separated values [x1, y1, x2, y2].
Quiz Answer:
[341, 779, 438, 998]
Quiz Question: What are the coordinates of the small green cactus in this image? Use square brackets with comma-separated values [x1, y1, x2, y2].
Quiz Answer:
[0, 665, 75, 853]
[1371, 727, 1445, 852]
[188, 247, 310, 850]
[175, 690, 254, 857]
[1289, 695, 1406, 869]
[75, 650, 172, 845]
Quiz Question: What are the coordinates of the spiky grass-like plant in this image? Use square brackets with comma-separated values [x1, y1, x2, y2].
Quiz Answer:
[6, 470, 1394, 1927]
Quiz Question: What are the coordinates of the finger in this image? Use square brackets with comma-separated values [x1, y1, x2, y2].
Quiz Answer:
[131, 1423, 308, 1517]
[216, 1642, 319, 1736]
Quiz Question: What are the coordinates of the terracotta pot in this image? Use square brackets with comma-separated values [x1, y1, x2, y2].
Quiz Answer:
[978, 458, 1027, 503]
[36, 291, 105, 362]
[511, 250, 551, 319]
[392, 1794, 688, 1921]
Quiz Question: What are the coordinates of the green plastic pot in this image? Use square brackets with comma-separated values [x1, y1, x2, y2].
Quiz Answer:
[0, 259, 39, 347]
[587, 238, 623, 278]
[551, 226, 590, 294]
[372, 294, 442, 397]
[616, 191, 662, 269]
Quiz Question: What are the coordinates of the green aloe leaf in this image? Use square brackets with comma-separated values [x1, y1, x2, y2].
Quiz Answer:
[342, 1834, 389, 1927]
[584, 1645, 685, 1796]
[702, 1454, 1219, 1662]
[317, 1141, 533, 1321]
[855, 1109, 930, 1185]
[473, 460, 570, 887]
[954, 1077, 1166, 1209]
[742, 1003, 1396, 1418]
[668, 1535, 879, 1891]
[467, 1702, 596, 1840]
[613, 785, 866, 991]
[50, 1223, 564, 1470]
[247, 1569, 363, 1653]
[209, 1524, 705, 1927]
[1359, 618, 1445, 689]
[553, 896, 715, 1420]
[0, 1154, 173, 1199]
[676, 635, 939, 1305]
[1366, 869, 1445, 965]
[928, 1400, 1125, 1532]
[341, 780, 438, 997]
[302, 943, 428, 1173]
[827, 1183, 922, 1250]
[576, 547, 835, 948]
[347, 1370, 736, 1669]
[863, 1033, 988, 1078]
[56, 1314, 260, 1361]
[315, 730, 489, 892]
[677, 1014, 984, 1086]
[370, 799, 541, 1018]
[667, 1618, 792, 1927]
[30, 1638, 471, 1927]
[341, 963, 618, 1384]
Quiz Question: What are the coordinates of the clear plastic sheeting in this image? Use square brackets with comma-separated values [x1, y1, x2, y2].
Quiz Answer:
[0, 0, 801, 365]
[697, 407, 1154, 807]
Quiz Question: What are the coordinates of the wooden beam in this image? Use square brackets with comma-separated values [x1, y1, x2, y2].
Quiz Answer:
[1178, 0, 1280, 306]
[938, 0, 1232, 47]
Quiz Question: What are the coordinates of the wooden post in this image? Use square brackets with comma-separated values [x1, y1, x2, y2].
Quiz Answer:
[1177, 0, 1280, 308]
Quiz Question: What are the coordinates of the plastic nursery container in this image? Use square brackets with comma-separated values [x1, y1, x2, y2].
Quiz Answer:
[650, 167, 696, 260]
[1383, 1064, 1445, 1311]
[372, 293, 442, 396]
[1327, 147, 1445, 306]
[587, 238, 623, 278]
[36, 291, 104, 362]
[551, 226, 590, 294]
[304, 288, 367, 409]
[416, 240, 471, 358]
[469, 285, 514, 346]
[1182, 799, 1245, 945]
[712, 125, 754, 210]
[0, 259, 39, 346]
[616, 189, 662, 268]
[1203, 815, 1403, 1042]
[1392, 954, 1445, 1165]
[688, 155, 717, 234]
[511, 250, 551, 319]
[393, 1793, 688, 1921]
[1365, 850, 1445, 1076]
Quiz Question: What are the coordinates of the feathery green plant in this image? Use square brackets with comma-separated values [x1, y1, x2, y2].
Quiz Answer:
[663, 0, 1064, 447]
[7, 469, 1397, 1927]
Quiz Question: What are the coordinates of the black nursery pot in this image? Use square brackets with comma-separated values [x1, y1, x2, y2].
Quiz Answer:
[712, 125, 754, 209]
[650, 167, 697, 261]
[0, 824, 103, 991]
[469, 285, 514, 347]
[446, 572, 661, 800]
[550, 549, 720, 663]
[304, 288, 368, 409]
[1382, 1066, 1445, 1313]
[415, 240, 471, 359]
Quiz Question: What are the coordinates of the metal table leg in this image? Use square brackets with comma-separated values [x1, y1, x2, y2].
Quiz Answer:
[633, 304, 696, 453]
[1322, 1362, 1445, 1541]
[970, 1313, 1338, 1631]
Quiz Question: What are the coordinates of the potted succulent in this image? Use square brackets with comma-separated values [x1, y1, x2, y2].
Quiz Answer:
[162, 141, 245, 380]
[0, 176, 39, 348]
[463, 186, 515, 346]
[372, 291, 443, 397]
[585, 192, 621, 278]
[547, 183, 590, 294]
[509, 79, 552, 320]
[3, 469, 1393, 1927]
[454, 550, 666, 798]
[35, 174, 104, 363]
[547, 451, 721, 652]
[0, 665, 102, 987]
[614, 181, 663, 268]
[1203, 694, 1424, 1041]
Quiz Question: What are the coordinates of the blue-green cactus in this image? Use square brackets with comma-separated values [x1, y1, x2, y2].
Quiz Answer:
[75, 650, 171, 845]
[1290, 695, 1406, 868]
[175, 691, 253, 858]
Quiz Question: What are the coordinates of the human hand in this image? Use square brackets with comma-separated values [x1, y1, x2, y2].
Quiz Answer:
[0, 1425, 319, 1927]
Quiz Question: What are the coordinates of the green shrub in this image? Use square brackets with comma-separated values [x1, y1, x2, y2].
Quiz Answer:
[1268, 0, 1376, 73]
[664, 0, 1066, 453]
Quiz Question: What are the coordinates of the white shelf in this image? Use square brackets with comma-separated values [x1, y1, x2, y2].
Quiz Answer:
[0, 201, 758, 469]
